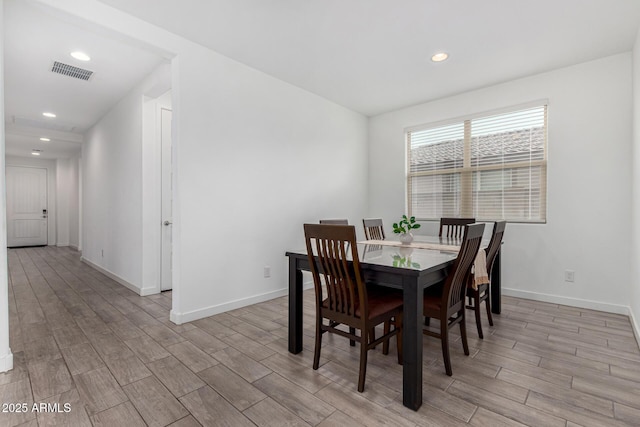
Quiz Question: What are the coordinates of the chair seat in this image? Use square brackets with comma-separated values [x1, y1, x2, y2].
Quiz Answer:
[423, 294, 442, 317]
[358, 293, 403, 319]
[322, 290, 402, 320]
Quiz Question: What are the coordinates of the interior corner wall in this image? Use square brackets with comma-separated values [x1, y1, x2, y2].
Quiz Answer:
[82, 78, 148, 292]
[631, 29, 640, 344]
[0, 0, 13, 373]
[369, 53, 633, 314]
[5, 156, 57, 245]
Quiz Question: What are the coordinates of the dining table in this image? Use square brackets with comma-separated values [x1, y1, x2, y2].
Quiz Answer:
[285, 234, 502, 411]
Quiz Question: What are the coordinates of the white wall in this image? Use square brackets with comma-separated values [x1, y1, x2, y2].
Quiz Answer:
[631, 30, 640, 342]
[68, 156, 81, 249]
[43, 0, 368, 322]
[83, 64, 170, 294]
[54, 156, 80, 249]
[370, 54, 633, 314]
[56, 158, 70, 246]
[5, 155, 57, 245]
[172, 49, 368, 322]
[0, 0, 13, 373]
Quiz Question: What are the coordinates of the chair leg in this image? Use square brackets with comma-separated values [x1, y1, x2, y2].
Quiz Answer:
[485, 289, 494, 326]
[396, 314, 403, 365]
[474, 290, 484, 339]
[382, 321, 390, 355]
[460, 312, 470, 356]
[349, 327, 356, 346]
[370, 327, 377, 350]
[440, 321, 452, 376]
[357, 334, 368, 392]
[313, 318, 323, 370]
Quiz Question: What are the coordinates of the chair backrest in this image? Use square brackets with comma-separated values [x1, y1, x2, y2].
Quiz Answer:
[319, 219, 349, 225]
[441, 223, 485, 316]
[304, 224, 367, 321]
[485, 221, 506, 280]
[439, 217, 476, 238]
[362, 218, 385, 240]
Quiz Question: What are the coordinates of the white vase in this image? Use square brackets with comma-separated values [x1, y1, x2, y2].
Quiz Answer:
[399, 232, 413, 245]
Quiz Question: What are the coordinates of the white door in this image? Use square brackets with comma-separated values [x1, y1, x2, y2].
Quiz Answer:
[6, 166, 48, 247]
[161, 108, 173, 291]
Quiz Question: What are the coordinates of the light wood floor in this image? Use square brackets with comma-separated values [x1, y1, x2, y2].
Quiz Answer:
[2, 246, 640, 426]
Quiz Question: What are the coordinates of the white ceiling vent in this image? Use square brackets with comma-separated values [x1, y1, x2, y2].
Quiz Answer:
[51, 61, 94, 81]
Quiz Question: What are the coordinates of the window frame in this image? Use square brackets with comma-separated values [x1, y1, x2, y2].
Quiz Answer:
[405, 101, 548, 224]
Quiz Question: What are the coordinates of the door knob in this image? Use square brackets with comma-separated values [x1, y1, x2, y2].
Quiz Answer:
[164, 221, 172, 226]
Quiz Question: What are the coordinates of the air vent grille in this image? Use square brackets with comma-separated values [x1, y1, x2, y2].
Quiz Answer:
[51, 61, 93, 81]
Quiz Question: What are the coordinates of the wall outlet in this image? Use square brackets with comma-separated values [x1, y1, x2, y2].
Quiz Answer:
[564, 270, 575, 282]
[264, 266, 271, 278]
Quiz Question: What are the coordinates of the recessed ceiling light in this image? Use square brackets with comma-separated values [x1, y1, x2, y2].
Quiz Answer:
[40, 138, 50, 142]
[42, 112, 56, 118]
[70, 51, 91, 61]
[31, 151, 41, 156]
[431, 52, 449, 62]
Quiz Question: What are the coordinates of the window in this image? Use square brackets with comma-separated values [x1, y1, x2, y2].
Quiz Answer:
[407, 104, 547, 223]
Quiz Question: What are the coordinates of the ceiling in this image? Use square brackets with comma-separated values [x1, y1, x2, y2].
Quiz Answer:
[4, 1, 640, 160]
[3, 0, 166, 159]
[95, 0, 640, 116]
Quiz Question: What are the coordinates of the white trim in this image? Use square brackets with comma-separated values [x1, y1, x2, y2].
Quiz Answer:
[170, 287, 288, 324]
[630, 306, 640, 352]
[80, 257, 155, 296]
[56, 243, 69, 247]
[503, 287, 629, 315]
[404, 99, 549, 133]
[0, 351, 13, 373]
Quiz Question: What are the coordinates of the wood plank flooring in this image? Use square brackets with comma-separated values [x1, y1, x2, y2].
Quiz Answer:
[1, 246, 640, 426]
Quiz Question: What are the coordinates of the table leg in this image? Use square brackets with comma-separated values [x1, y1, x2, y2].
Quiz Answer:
[491, 251, 501, 314]
[288, 259, 303, 354]
[402, 276, 423, 410]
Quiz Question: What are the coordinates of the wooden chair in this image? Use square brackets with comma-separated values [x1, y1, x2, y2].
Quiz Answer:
[467, 221, 506, 339]
[319, 219, 348, 225]
[362, 218, 385, 240]
[439, 217, 475, 238]
[304, 224, 403, 392]
[423, 223, 485, 376]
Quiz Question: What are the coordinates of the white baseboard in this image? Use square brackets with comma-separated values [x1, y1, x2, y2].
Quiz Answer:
[170, 287, 288, 324]
[503, 288, 630, 315]
[630, 306, 640, 352]
[0, 351, 13, 373]
[81, 257, 147, 296]
[56, 243, 69, 247]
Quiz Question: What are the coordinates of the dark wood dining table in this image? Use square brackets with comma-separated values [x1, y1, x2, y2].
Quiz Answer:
[286, 235, 501, 411]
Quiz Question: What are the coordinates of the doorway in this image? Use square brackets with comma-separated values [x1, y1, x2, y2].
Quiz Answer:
[6, 166, 48, 247]
[160, 107, 173, 291]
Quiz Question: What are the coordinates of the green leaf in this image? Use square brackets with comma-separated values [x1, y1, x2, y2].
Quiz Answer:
[412, 223, 421, 229]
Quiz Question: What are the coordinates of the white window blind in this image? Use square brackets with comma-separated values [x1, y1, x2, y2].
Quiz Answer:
[407, 105, 547, 222]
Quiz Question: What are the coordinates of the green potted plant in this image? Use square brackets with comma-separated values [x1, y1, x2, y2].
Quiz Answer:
[392, 215, 421, 244]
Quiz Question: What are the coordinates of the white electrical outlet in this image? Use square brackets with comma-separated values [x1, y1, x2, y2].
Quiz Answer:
[264, 266, 271, 278]
[564, 270, 575, 282]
